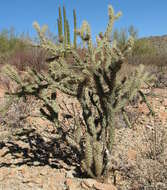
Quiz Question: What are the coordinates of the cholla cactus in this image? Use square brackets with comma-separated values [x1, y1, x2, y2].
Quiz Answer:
[2, 5, 150, 178]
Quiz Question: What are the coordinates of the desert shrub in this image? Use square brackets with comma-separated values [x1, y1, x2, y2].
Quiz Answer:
[0, 27, 32, 69]
[113, 123, 167, 189]
[128, 35, 167, 68]
[1, 5, 151, 178]
[145, 65, 167, 88]
[113, 25, 139, 50]
[113, 26, 157, 66]
[0, 94, 38, 142]
[131, 39, 156, 56]
[134, 123, 167, 189]
[0, 30, 48, 71]
[113, 28, 129, 50]
[0, 96, 36, 128]
[0, 28, 28, 54]
[7, 47, 48, 72]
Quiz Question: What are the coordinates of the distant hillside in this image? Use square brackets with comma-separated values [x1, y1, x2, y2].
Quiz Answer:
[127, 35, 167, 66]
[141, 35, 167, 54]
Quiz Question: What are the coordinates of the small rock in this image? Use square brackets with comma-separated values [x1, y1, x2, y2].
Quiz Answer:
[45, 175, 65, 190]
[0, 168, 10, 181]
[53, 172, 66, 184]
[65, 170, 74, 178]
[82, 179, 97, 188]
[33, 161, 40, 166]
[159, 111, 167, 123]
[81, 181, 90, 189]
[82, 179, 117, 190]
[93, 181, 117, 190]
[65, 178, 81, 190]
[127, 149, 137, 161]
[163, 98, 167, 107]
[0, 86, 6, 98]
[40, 167, 49, 176]
[138, 103, 150, 115]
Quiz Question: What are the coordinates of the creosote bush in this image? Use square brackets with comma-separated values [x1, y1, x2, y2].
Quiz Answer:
[1, 5, 151, 178]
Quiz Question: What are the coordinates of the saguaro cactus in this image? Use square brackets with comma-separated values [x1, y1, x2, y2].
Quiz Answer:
[57, 6, 63, 42]
[73, 9, 77, 48]
[66, 20, 71, 45]
[57, 6, 76, 47]
[63, 6, 67, 46]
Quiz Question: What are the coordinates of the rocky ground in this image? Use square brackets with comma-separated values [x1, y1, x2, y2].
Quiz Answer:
[0, 82, 167, 190]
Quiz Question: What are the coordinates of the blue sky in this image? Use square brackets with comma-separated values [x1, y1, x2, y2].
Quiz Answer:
[0, 0, 166, 40]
